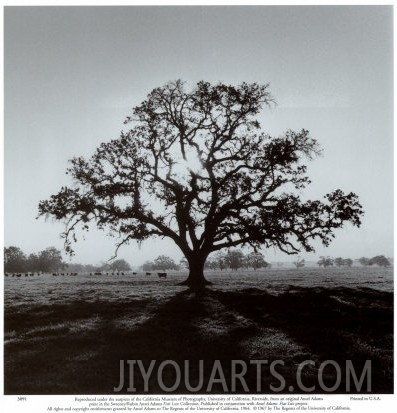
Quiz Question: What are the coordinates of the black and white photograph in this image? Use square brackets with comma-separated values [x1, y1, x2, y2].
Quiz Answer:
[2, 3, 394, 410]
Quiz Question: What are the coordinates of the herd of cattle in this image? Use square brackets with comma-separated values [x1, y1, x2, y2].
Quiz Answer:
[4, 271, 169, 279]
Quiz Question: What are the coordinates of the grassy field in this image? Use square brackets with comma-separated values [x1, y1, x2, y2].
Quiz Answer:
[4, 267, 393, 394]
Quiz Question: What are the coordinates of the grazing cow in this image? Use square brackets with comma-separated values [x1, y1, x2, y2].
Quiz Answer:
[94, 272, 102, 275]
[132, 272, 137, 275]
[5, 273, 9, 277]
[146, 272, 151, 276]
[121, 272, 124, 275]
[158, 272, 167, 279]
[16, 273, 21, 277]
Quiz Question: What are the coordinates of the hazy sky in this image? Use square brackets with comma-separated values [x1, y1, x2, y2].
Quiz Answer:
[4, 6, 393, 266]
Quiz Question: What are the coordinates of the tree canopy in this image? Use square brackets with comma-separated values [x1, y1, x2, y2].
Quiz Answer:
[153, 255, 178, 271]
[245, 251, 269, 270]
[359, 257, 370, 266]
[225, 249, 245, 271]
[109, 259, 131, 272]
[368, 255, 390, 267]
[4, 246, 65, 273]
[317, 256, 334, 268]
[38, 80, 363, 289]
[4, 246, 27, 273]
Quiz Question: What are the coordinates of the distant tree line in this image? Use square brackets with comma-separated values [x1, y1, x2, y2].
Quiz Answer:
[138, 251, 392, 272]
[4, 246, 66, 273]
[4, 246, 132, 274]
[317, 256, 353, 268]
[317, 255, 391, 268]
[358, 255, 391, 267]
[142, 250, 270, 272]
[205, 250, 270, 271]
[68, 259, 132, 273]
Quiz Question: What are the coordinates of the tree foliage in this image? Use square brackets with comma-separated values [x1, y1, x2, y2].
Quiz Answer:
[317, 256, 334, 268]
[294, 257, 305, 269]
[37, 247, 66, 273]
[38, 80, 363, 288]
[179, 257, 188, 269]
[343, 258, 353, 267]
[368, 255, 390, 267]
[4, 246, 65, 273]
[142, 261, 154, 272]
[225, 249, 245, 271]
[358, 257, 370, 266]
[153, 255, 178, 271]
[334, 257, 353, 267]
[109, 259, 131, 271]
[245, 251, 269, 270]
[4, 246, 27, 273]
[212, 251, 227, 271]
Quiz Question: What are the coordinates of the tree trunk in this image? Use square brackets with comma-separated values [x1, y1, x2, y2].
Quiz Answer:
[179, 255, 212, 290]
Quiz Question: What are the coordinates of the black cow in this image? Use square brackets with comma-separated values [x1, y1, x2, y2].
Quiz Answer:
[146, 272, 151, 276]
[158, 272, 167, 279]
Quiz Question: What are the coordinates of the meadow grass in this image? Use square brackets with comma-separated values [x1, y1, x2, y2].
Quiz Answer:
[4, 267, 393, 394]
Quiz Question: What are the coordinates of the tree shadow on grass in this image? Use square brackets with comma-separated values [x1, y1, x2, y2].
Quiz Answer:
[4, 286, 393, 394]
[212, 286, 393, 394]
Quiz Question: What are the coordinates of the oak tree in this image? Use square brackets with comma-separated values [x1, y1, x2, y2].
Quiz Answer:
[368, 255, 390, 267]
[317, 256, 334, 268]
[359, 257, 370, 266]
[109, 259, 131, 272]
[225, 249, 245, 271]
[39, 80, 363, 289]
[246, 251, 268, 270]
[153, 255, 178, 271]
[4, 246, 27, 273]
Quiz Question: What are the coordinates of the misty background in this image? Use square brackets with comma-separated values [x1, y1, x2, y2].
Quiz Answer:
[4, 6, 393, 267]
